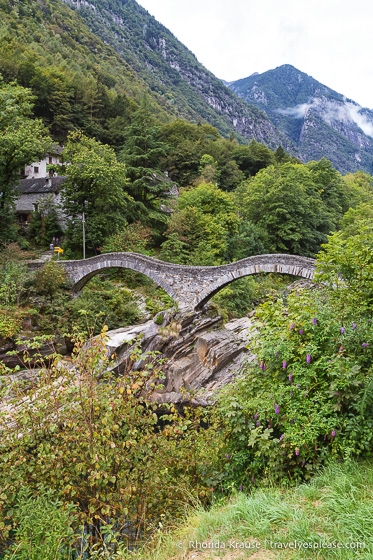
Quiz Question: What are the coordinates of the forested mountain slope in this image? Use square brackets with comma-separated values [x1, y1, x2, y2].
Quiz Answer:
[228, 64, 373, 173]
[0, 0, 177, 144]
[58, 0, 290, 148]
[0, 0, 290, 149]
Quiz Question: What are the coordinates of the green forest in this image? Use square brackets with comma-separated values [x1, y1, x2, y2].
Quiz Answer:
[2, 0, 373, 558]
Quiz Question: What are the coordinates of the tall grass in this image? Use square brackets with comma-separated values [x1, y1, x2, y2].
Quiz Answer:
[129, 460, 373, 559]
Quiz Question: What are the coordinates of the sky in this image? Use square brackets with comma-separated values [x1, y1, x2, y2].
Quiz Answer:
[136, 0, 373, 109]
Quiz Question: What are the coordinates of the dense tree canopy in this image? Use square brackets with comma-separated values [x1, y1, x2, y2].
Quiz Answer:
[237, 163, 338, 256]
[62, 132, 131, 256]
[160, 182, 239, 265]
[0, 79, 52, 243]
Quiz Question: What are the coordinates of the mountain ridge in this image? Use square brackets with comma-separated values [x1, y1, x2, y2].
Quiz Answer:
[1, 1, 372, 173]
[59, 0, 293, 150]
[227, 64, 373, 173]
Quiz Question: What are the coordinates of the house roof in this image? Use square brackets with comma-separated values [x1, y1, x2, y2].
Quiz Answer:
[51, 145, 64, 155]
[15, 176, 66, 194]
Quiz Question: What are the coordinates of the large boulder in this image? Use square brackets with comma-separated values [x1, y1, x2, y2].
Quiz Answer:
[104, 308, 255, 405]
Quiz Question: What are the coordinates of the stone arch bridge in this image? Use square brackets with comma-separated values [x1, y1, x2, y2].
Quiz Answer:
[58, 252, 315, 311]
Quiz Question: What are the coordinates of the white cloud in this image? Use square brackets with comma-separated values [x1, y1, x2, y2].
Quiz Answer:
[277, 104, 310, 118]
[347, 104, 373, 138]
[277, 98, 373, 138]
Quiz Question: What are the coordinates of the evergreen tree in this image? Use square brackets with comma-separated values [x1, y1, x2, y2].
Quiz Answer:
[119, 98, 169, 228]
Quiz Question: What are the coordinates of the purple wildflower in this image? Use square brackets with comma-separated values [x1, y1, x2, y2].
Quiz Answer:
[279, 434, 284, 442]
[313, 317, 317, 325]
[295, 448, 300, 456]
[306, 354, 311, 364]
[254, 413, 258, 420]
[282, 361, 287, 369]
[239, 484, 243, 491]
[256, 421, 261, 426]
[341, 327, 345, 334]
[263, 364, 267, 371]
[301, 460, 306, 467]
[299, 329, 303, 335]
[331, 430, 336, 437]
[296, 384, 301, 389]
[290, 323, 295, 331]
[288, 373, 293, 382]
[362, 343, 369, 348]
[275, 404, 280, 415]
[352, 322, 357, 330]
[276, 351, 279, 358]
[226, 454, 230, 459]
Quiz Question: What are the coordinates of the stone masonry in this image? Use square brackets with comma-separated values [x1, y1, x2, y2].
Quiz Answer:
[60, 252, 316, 310]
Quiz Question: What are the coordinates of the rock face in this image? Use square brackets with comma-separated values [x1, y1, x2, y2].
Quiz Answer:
[0, 309, 254, 408]
[228, 64, 373, 174]
[61, 0, 290, 149]
[105, 308, 255, 405]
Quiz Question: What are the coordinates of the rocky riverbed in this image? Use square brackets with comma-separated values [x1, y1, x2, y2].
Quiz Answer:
[0, 306, 255, 406]
[104, 307, 256, 404]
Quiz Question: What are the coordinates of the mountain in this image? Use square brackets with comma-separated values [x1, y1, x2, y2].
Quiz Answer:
[3, 1, 371, 173]
[57, 0, 291, 149]
[0, 0, 294, 149]
[227, 65, 373, 174]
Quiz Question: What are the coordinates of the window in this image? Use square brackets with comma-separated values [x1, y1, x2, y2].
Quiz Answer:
[34, 166, 39, 173]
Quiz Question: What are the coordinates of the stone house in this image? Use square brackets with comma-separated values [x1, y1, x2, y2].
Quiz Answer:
[15, 146, 66, 226]
[23, 146, 64, 180]
[15, 176, 66, 226]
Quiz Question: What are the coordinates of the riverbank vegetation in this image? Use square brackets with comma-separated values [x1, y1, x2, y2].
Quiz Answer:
[2, 215, 373, 556]
[1, 35, 373, 558]
[133, 460, 373, 559]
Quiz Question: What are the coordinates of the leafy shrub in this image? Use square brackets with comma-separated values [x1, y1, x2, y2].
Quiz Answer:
[34, 261, 68, 298]
[316, 220, 373, 316]
[216, 288, 373, 487]
[0, 308, 23, 341]
[211, 274, 292, 320]
[65, 278, 140, 335]
[4, 487, 76, 560]
[211, 277, 256, 319]
[101, 221, 153, 254]
[0, 261, 30, 306]
[0, 330, 222, 554]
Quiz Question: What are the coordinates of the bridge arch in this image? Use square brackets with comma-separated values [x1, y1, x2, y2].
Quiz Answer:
[193, 258, 315, 309]
[61, 253, 183, 301]
[60, 252, 316, 310]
